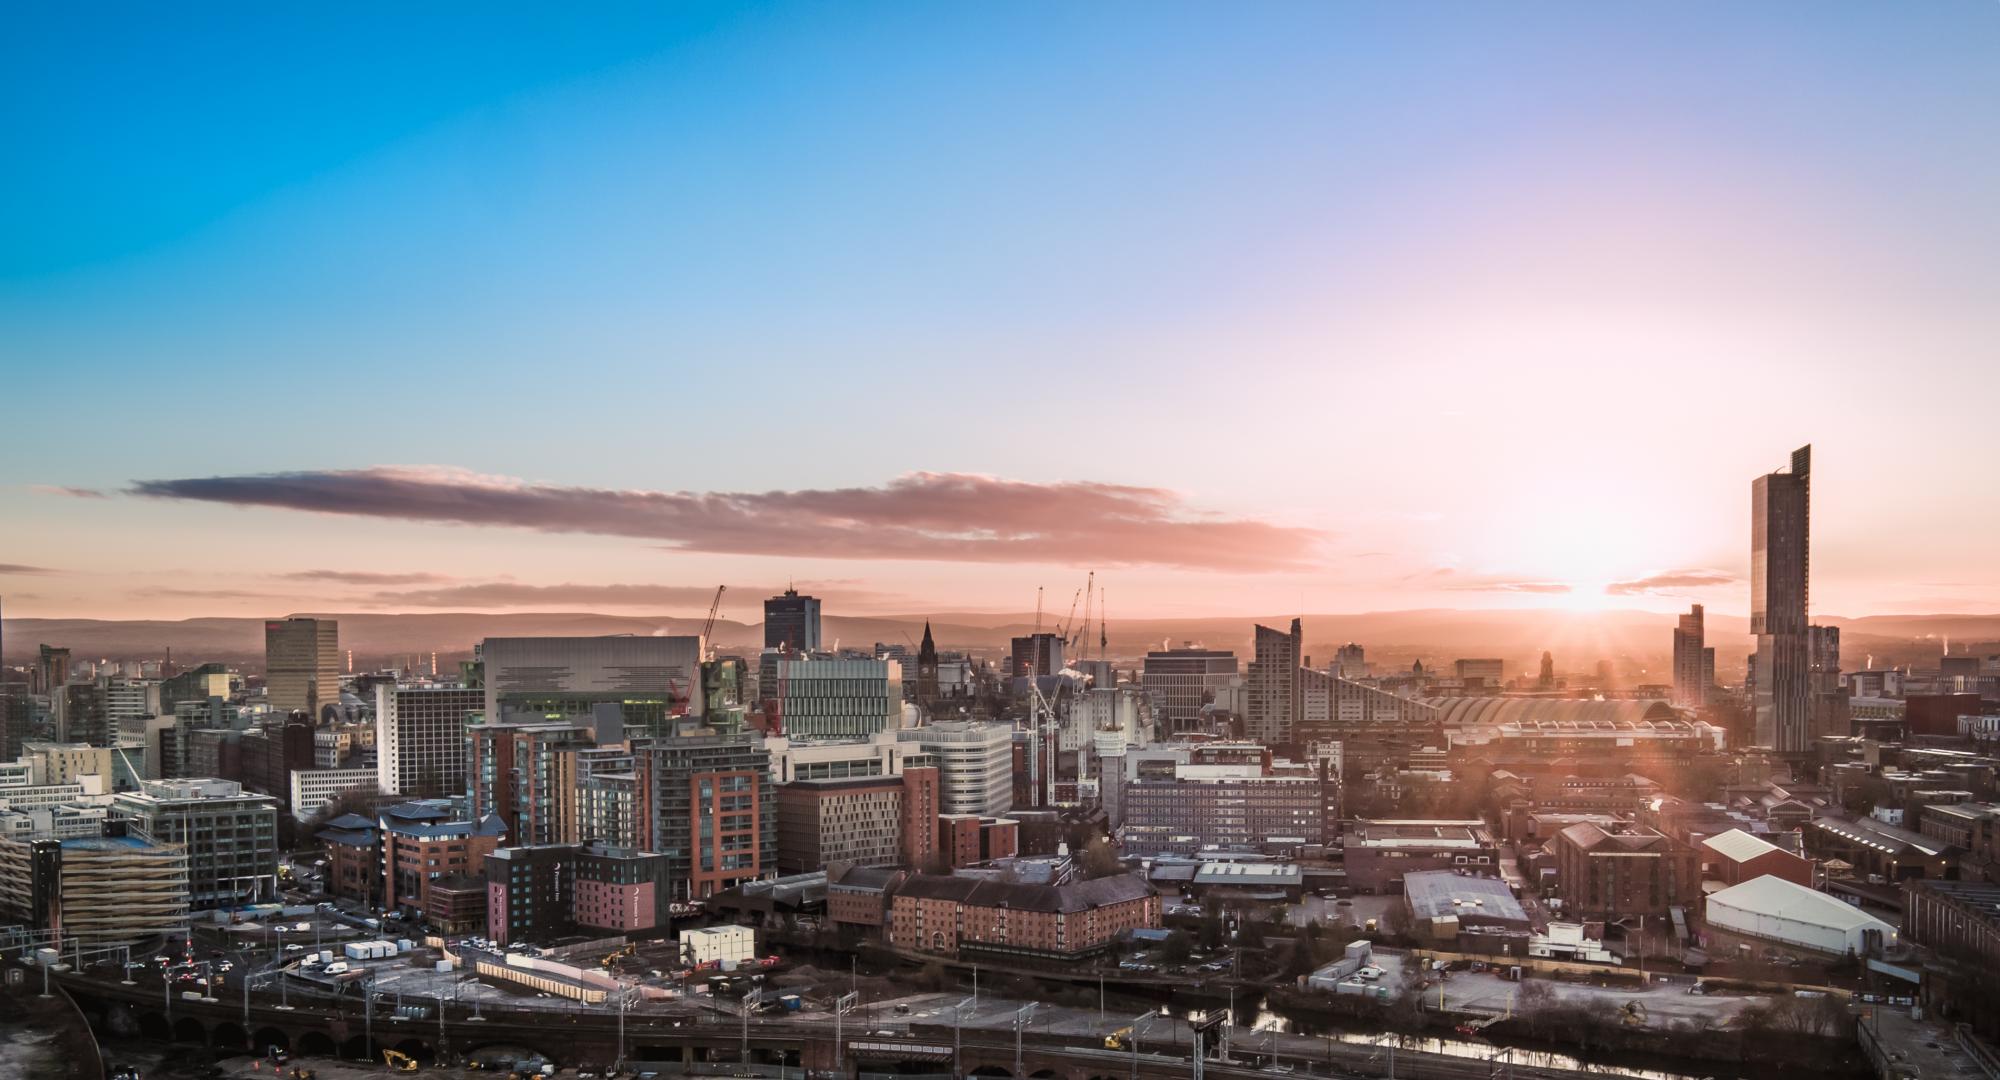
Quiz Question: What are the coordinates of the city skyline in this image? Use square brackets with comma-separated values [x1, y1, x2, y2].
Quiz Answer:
[5, 4, 1999, 620]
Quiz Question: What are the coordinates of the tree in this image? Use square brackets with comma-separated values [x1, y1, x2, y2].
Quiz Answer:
[1160, 930, 1194, 964]
[1079, 836, 1125, 879]
[1197, 911, 1224, 952]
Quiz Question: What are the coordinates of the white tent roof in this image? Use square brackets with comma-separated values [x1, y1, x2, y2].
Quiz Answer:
[1705, 875, 1890, 934]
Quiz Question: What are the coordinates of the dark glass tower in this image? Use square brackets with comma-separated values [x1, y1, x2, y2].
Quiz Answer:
[1751, 445, 1811, 753]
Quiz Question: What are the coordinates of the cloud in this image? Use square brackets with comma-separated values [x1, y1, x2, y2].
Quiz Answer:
[1604, 568, 1738, 596]
[368, 581, 898, 611]
[0, 564, 55, 575]
[1426, 568, 1572, 594]
[132, 587, 298, 601]
[278, 570, 456, 586]
[130, 466, 1324, 571]
[30, 485, 107, 499]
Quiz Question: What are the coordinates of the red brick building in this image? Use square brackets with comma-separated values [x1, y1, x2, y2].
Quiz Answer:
[773, 766, 940, 874]
[1699, 828, 1813, 888]
[1551, 822, 1699, 918]
[938, 814, 1018, 868]
[888, 872, 1159, 960]
[316, 800, 508, 915]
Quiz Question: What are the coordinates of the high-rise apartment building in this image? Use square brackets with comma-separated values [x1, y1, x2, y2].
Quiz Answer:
[763, 588, 822, 653]
[375, 685, 485, 798]
[480, 635, 703, 741]
[265, 618, 340, 718]
[466, 719, 596, 846]
[1751, 445, 1812, 753]
[1246, 620, 1303, 745]
[1672, 604, 1715, 709]
[1141, 648, 1238, 734]
[631, 734, 773, 900]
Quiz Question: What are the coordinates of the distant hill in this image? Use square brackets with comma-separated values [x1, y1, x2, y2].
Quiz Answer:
[6, 608, 1995, 675]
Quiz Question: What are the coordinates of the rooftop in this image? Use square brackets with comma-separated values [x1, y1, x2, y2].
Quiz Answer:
[1403, 870, 1528, 924]
[895, 871, 1155, 913]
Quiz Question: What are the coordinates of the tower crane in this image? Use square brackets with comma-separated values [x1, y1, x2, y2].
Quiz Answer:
[701, 586, 726, 660]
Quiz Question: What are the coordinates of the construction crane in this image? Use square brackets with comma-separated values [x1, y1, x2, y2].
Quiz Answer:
[701, 586, 726, 660]
[1057, 586, 1084, 652]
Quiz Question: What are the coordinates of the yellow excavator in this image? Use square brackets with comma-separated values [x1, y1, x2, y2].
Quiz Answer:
[383, 1048, 419, 1071]
[601, 942, 637, 968]
[1105, 1026, 1133, 1050]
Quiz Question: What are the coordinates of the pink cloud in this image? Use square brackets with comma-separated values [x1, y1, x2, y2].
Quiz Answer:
[131, 467, 1324, 571]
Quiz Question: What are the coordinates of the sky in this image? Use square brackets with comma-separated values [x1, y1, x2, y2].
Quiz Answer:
[2, 3, 1998, 622]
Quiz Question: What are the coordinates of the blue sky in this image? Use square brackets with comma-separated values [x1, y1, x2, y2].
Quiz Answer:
[3, 3, 1997, 619]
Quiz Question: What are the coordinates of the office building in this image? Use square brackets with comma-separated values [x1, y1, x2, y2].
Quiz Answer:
[33, 645, 72, 698]
[288, 767, 377, 822]
[1141, 648, 1238, 734]
[1671, 604, 1714, 709]
[898, 721, 1013, 816]
[1342, 819, 1500, 893]
[774, 766, 940, 874]
[56, 682, 110, 746]
[1297, 667, 1441, 744]
[481, 635, 704, 740]
[318, 799, 508, 912]
[265, 617, 340, 718]
[1453, 658, 1505, 687]
[1246, 620, 1303, 745]
[1122, 753, 1331, 857]
[762, 657, 903, 740]
[763, 588, 822, 653]
[1008, 633, 1065, 679]
[1334, 643, 1368, 679]
[111, 778, 279, 909]
[0, 682, 30, 762]
[1751, 444, 1812, 753]
[375, 684, 485, 798]
[158, 662, 231, 717]
[1809, 624, 1847, 737]
[631, 734, 774, 900]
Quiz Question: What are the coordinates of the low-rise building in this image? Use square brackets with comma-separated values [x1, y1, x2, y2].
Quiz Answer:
[679, 924, 757, 967]
[887, 872, 1159, 960]
[1550, 822, 1698, 918]
[1341, 819, 1498, 894]
[938, 814, 1018, 868]
[1705, 875, 1897, 959]
[1403, 870, 1531, 945]
[1699, 828, 1814, 889]
[484, 842, 673, 946]
[0, 832, 190, 943]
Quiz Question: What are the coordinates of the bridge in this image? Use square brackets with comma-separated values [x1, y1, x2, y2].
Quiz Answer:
[57, 969, 1639, 1080]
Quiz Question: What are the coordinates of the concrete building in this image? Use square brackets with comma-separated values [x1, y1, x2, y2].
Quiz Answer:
[1141, 648, 1238, 734]
[679, 923, 757, 967]
[898, 721, 1013, 817]
[1453, 659, 1505, 687]
[1901, 880, 2000, 973]
[1246, 620, 1303, 745]
[763, 657, 903, 740]
[111, 778, 279, 909]
[632, 733, 774, 900]
[1705, 874, 1896, 959]
[1342, 819, 1499, 893]
[1121, 746, 1333, 856]
[774, 766, 939, 874]
[763, 588, 822, 653]
[265, 617, 340, 718]
[1008, 633, 1065, 679]
[375, 685, 485, 798]
[1403, 870, 1532, 943]
[887, 872, 1159, 960]
[1550, 822, 1698, 918]
[1297, 667, 1440, 744]
[480, 635, 704, 741]
[0, 833, 190, 944]
[1751, 445, 1812, 753]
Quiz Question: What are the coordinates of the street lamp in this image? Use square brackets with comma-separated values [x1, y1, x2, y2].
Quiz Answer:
[950, 996, 976, 1080]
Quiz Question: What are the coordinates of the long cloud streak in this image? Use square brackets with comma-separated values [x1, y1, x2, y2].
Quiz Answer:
[131, 467, 1323, 571]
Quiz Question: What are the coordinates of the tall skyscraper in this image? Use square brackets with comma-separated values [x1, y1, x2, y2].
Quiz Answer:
[264, 618, 340, 719]
[1751, 444, 1812, 753]
[375, 684, 486, 797]
[763, 588, 822, 653]
[1672, 604, 1714, 709]
[1246, 619, 1303, 745]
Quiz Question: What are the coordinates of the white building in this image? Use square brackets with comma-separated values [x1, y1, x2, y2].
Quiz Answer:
[289, 767, 379, 822]
[375, 684, 485, 798]
[898, 721, 1012, 816]
[764, 730, 929, 784]
[679, 924, 757, 968]
[762, 657, 903, 740]
[1704, 875, 1897, 958]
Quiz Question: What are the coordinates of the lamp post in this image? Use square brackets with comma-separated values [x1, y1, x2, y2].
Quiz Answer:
[742, 987, 763, 1064]
[1129, 1010, 1164, 1080]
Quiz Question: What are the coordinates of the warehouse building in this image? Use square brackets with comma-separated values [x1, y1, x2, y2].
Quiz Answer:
[1704, 875, 1896, 960]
